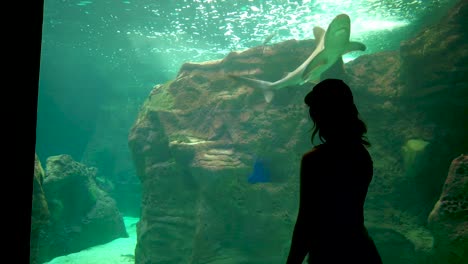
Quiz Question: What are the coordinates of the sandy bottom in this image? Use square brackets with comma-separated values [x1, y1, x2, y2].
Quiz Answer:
[45, 217, 139, 264]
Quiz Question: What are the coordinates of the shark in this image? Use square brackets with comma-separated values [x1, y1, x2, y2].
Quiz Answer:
[229, 14, 366, 103]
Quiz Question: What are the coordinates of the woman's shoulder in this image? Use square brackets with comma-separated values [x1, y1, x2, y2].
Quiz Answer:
[303, 142, 372, 165]
[302, 144, 327, 161]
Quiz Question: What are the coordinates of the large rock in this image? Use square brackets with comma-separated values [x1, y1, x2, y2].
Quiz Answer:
[30, 154, 50, 264]
[400, 0, 468, 98]
[368, 226, 417, 264]
[428, 154, 468, 263]
[129, 39, 421, 264]
[345, 50, 402, 98]
[36, 154, 128, 263]
[345, 0, 468, 226]
[396, 0, 468, 222]
[129, 39, 325, 264]
[128, 2, 468, 263]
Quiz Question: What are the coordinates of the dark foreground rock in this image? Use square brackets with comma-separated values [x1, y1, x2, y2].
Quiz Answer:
[31, 154, 128, 263]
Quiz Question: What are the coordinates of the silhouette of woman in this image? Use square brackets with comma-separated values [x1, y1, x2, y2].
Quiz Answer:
[286, 79, 382, 263]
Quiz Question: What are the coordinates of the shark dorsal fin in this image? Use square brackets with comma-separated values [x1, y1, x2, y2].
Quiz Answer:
[313, 27, 326, 41]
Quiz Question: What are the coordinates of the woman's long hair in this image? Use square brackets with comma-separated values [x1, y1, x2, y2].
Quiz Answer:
[304, 79, 370, 147]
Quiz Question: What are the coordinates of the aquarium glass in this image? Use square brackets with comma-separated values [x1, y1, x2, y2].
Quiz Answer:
[32, 0, 466, 263]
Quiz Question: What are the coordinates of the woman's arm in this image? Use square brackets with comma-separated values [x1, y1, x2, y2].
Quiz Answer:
[286, 156, 311, 264]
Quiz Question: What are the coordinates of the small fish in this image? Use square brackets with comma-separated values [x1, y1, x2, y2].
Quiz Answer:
[262, 31, 277, 46]
[248, 158, 271, 184]
[262, 31, 278, 54]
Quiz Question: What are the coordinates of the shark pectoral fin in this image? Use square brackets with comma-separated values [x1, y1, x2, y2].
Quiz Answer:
[313, 27, 326, 41]
[261, 87, 274, 103]
[346, 41, 367, 53]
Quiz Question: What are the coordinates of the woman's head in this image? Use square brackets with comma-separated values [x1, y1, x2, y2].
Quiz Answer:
[304, 78, 370, 146]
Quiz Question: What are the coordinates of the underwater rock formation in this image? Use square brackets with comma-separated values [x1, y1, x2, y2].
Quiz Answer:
[428, 154, 468, 263]
[129, 39, 318, 264]
[35, 154, 128, 263]
[129, 1, 468, 263]
[129, 42, 414, 264]
[345, 50, 401, 98]
[400, 0, 468, 99]
[30, 154, 50, 264]
[396, 0, 468, 223]
[368, 226, 417, 264]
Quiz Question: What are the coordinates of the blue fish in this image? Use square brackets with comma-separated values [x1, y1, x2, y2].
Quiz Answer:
[248, 158, 271, 184]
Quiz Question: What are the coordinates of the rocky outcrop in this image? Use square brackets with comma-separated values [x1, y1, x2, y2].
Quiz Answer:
[130, 40, 318, 264]
[30, 154, 50, 264]
[129, 42, 421, 264]
[345, 50, 402, 98]
[129, 1, 468, 263]
[368, 226, 417, 264]
[34, 154, 128, 263]
[428, 154, 467, 263]
[400, 0, 468, 98]
[397, 0, 468, 221]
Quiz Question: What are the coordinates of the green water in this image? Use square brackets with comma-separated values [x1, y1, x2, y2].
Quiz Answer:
[36, 0, 457, 163]
[34, 0, 463, 263]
